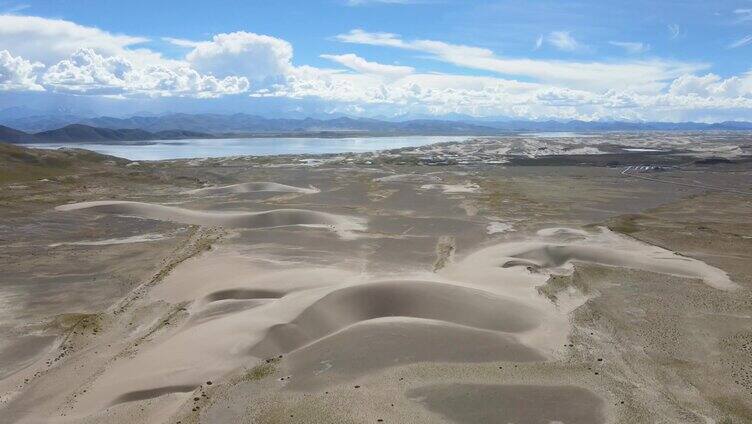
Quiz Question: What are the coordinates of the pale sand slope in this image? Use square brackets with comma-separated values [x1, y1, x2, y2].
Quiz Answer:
[55, 200, 365, 238]
[448, 227, 736, 292]
[22, 222, 734, 423]
[39, 249, 568, 422]
[281, 318, 546, 391]
[48, 233, 169, 247]
[184, 182, 320, 195]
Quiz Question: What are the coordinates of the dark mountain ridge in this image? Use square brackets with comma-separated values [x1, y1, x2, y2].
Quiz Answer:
[0, 116, 751, 144]
[0, 125, 34, 143]
[78, 114, 752, 133]
[0, 124, 215, 144]
[76, 114, 505, 135]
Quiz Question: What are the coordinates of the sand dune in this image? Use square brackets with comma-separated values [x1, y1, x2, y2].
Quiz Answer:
[6, 136, 750, 424]
[456, 227, 737, 291]
[249, 280, 541, 359]
[282, 317, 545, 390]
[185, 182, 319, 195]
[17, 226, 735, 421]
[60, 256, 556, 416]
[56, 200, 365, 237]
[505, 243, 723, 283]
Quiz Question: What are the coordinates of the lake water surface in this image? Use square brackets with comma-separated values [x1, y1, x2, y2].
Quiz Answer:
[22, 135, 471, 161]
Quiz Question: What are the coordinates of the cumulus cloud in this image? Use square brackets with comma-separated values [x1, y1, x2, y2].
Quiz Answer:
[0, 16, 251, 98]
[254, 71, 544, 115]
[2, 14, 752, 121]
[335, 29, 706, 93]
[254, 61, 752, 120]
[0, 14, 158, 65]
[535, 88, 596, 106]
[320, 53, 413, 78]
[609, 41, 650, 54]
[43, 48, 133, 95]
[174, 32, 293, 81]
[0, 49, 44, 91]
[668, 73, 750, 98]
[42, 48, 249, 98]
[129, 65, 250, 98]
[258, 72, 601, 119]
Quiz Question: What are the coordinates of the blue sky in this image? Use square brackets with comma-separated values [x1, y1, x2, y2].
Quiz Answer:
[0, 0, 751, 121]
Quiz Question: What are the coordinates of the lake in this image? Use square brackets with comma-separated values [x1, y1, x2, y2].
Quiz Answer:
[21, 135, 471, 161]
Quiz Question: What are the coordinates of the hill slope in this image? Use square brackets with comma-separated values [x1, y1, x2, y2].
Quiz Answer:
[33, 124, 158, 142]
[0, 142, 129, 182]
[0, 125, 33, 143]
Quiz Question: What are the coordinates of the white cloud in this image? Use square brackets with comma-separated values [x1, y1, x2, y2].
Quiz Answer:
[0, 14, 157, 65]
[43, 48, 132, 95]
[255, 67, 752, 121]
[609, 41, 650, 54]
[162, 37, 201, 48]
[547, 31, 584, 52]
[176, 32, 293, 81]
[0, 49, 44, 91]
[728, 35, 752, 49]
[2, 3, 30, 14]
[668, 24, 681, 39]
[320, 53, 413, 78]
[668, 73, 750, 98]
[254, 70, 545, 115]
[0, 16, 252, 98]
[734, 8, 752, 22]
[255, 30, 752, 120]
[130, 65, 250, 98]
[42, 48, 249, 98]
[1, 14, 752, 122]
[535, 87, 595, 106]
[335, 29, 706, 93]
[534, 35, 544, 50]
[336, 30, 405, 47]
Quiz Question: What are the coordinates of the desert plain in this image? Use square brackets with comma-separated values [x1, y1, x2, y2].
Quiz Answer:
[1, 132, 752, 423]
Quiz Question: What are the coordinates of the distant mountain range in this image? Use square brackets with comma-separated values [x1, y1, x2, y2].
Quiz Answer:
[4, 114, 508, 136]
[0, 124, 215, 144]
[1, 113, 752, 144]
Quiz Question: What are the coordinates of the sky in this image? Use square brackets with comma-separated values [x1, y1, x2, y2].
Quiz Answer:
[0, 0, 751, 122]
